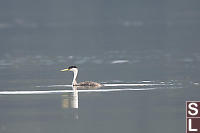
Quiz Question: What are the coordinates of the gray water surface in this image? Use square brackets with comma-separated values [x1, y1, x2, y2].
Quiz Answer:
[0, 51, 199, 133]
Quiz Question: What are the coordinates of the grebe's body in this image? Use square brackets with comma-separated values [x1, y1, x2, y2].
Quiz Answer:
[60, 66, 102, 87]
[75, 81, 102, 87]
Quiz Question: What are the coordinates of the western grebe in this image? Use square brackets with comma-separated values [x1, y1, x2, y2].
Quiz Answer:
[60, 66, 102, 87]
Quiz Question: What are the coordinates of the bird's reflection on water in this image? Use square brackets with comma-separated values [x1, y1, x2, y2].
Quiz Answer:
[61, 85, 101, 119]
[61, 86, 78, 119]
[61, 85, 101, 108]
[62, 86, 78, 109]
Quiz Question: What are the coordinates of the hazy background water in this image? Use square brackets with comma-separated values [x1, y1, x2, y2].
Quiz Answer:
[0, 0, 200, 133]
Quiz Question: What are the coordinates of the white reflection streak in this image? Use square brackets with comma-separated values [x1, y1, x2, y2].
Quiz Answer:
[0, 88, 156, 95]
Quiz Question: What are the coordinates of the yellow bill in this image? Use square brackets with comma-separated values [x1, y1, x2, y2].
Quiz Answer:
[60, 68, 69, 72]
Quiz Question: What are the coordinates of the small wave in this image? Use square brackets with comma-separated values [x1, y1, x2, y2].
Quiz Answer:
[141, 80, 152, 83]
[36, 83, 164, 88]
[36, 85, 72, 88]
[111, 60, 129, 64]
[103, 83, 164, 87]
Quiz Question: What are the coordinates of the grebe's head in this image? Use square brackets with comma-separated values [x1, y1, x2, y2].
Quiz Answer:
[60, 66, 78, 72]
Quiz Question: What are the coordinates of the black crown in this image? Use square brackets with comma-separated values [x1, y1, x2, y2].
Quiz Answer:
[68, 66, 78, 69]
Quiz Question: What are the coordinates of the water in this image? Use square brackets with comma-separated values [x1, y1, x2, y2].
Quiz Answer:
[0, 51, 200, 133]
[0, 0, 200, 133]
[0, 82, 198, 133]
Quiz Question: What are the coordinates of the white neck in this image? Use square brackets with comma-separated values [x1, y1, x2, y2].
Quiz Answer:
[72, 68, 78, 85]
